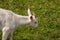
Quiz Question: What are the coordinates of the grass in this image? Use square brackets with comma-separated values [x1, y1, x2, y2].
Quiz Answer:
[0, 0, 60, 40]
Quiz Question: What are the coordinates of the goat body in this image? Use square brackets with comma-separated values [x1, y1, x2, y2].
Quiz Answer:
[0, 8, 38, 40]
[0, 8, 31, 40]
[0, 8, 31, 29]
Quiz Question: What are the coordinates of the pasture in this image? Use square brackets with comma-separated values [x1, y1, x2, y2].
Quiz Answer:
[0, 0, 60, 40]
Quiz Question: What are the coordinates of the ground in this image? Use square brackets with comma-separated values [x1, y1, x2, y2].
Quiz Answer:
[0, 0, 60, 40]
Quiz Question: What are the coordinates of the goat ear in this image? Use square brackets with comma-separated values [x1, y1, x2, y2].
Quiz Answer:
[30, 16, 33, 20]
[28, 8, 32, 16]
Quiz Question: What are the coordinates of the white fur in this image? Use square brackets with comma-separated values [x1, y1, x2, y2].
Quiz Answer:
[0, 8, 38, 40]
[27, 8, 31, 16]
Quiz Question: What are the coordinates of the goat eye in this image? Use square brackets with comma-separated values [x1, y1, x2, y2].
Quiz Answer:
[35, 22, 37, 24]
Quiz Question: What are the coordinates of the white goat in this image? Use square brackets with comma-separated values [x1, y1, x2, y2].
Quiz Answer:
[0, 8, 38, 40]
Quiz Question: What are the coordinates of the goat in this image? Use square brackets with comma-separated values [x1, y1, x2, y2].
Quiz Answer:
[0, 8, 38, 40]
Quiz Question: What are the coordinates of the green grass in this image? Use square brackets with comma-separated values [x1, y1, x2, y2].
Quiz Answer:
[0, 0, 60, 40]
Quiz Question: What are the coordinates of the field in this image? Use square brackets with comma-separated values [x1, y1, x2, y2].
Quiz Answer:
[0, 0, 60, 40]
